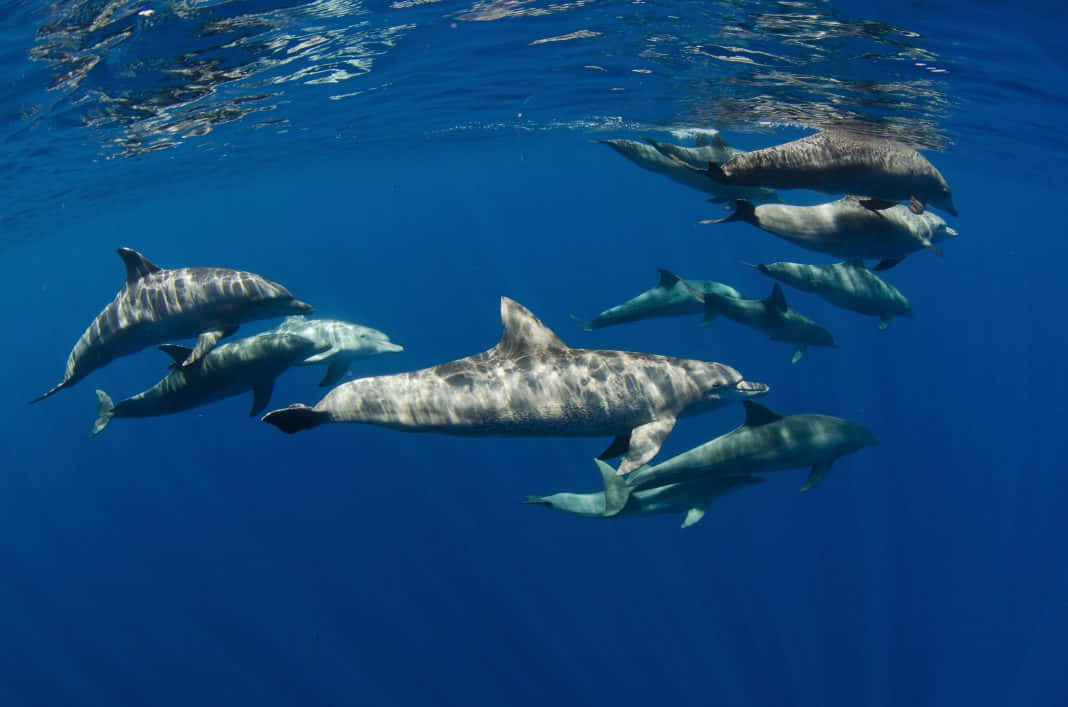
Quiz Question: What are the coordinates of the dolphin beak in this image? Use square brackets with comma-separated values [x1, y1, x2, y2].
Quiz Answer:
[945, 226, 959, 238]
[385, 342, 404, 353]
[292, 300, 314, 313]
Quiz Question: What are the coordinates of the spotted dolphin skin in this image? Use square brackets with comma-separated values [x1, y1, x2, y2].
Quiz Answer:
[275, 315, 404, 387]
[680, 277, 836, 364]
[571, 269, 742, 331]
[33, 248, 313, 403]
[617, 401, 878, 511]
[750, 259, 911, 330]
[598, 135, 780, 203]
[706, 196, 958, 270]
[263, 297, 770, 476]
[670, 130, 957, 216]
[525, 458, 764, 528]
[91, 332, 327, 436]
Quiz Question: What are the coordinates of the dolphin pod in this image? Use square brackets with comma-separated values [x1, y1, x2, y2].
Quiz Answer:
[262, 297, 770, 477]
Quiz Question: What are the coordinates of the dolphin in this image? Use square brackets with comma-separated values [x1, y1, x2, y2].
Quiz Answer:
[598, 135, 780, 203]
[570, 269, 742, 331]
[613, 400, 878, 512]
[262, 297, 770, 476]
[90, 332, 327, 436]
[666, 130, 958, 216]
[275, 315, 404, 386]
[749, 259, 911, 330]
[681, 277, 836, 364]
[705, 196, 958, 270]
[524, 458, 765, 528]
[33, 248, 313, 403]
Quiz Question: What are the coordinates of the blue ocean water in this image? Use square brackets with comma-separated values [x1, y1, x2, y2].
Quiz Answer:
[2, 1, 1067, 705]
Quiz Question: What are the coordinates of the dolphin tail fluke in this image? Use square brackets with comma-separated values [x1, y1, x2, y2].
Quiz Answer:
[569, 313, 594, 332]
[30, 380, 67, 404]
[872, 257, 904, 271]
[700, 198, 756, 226]
[90, 390, 115, 437]
[596, 459, 631, 517]
[261, 404, 329, 434]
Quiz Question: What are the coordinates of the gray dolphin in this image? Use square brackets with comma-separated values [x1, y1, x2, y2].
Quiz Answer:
[706, 196, 958, 270]
[262, 297, 770, 476]
[275, 315, 404, 387]
[570, 269, 742, 331]
[33, 248, 313, 403]
[681, 277, 836, 364]
[524, 458, 765, 528]
[669, 130, 957, 216]
[750, 259, 911, 330]
[91, 332, 327, 436]
[598, 135, 780, 203]
[615, 401, 878, 512]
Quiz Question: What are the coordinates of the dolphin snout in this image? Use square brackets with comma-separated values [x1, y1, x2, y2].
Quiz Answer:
[945, 226, 959, 238]
[291, 299, 314, 313]
[384, 342, 404, 353]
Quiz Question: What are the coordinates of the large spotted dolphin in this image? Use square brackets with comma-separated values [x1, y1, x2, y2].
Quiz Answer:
[275, 315, 404, 387]
[262, 297, 770, 476]
[91, 332, 326, 436]
[664, 130, 958, 216]
[33, 248, 312, 403]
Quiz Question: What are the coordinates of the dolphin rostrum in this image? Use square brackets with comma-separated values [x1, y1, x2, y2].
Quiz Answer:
[91, 331, 326, 436]
[262, 297, 770, 476]
[275, 315, 404, 386]
[612, 400, 878, 513]
[680, 276, 836, 364]
[666, 130, 957, 216]
[33, 248, 313, 403]
[524, 458, 765, 528]
[570, 269, 741, 331]
[706, 196, 958, 270]
[749, 259, 911, 330]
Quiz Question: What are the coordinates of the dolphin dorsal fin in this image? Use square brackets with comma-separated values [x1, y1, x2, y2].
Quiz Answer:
[158, 344, 194, 366]
[844, 258, 866, 269]
[743, 400, 782, 426]
[695, 132, 727, 149]
[657, 269, 682, 288]
[117, 248, 162, 284]
[496, 297, 568, 356]
[764, 283, 789, 312]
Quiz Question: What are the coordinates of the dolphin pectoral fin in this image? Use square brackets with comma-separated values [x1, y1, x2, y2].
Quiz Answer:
[924, 240, 944, 257]
[681, 504, 708, 528]
[872, 257, 904, 271]
[909, 196, 925, 214]
[569, 313, 594, 332]
[158, 344, 194, 369]
[616, 416, 677, 476]
[791, 346, 806, 364]
[801, 460, 833, 492]
[859, 198, 899, 211]
[250, 379, 275, 417]
[596, 459, 631, 517]
[302, 347, 338, 364]
[184, 326, 238, 367]
[878, 315, 891, 331]
[318, 360, 349, 387]
[597, 434, 631, 460]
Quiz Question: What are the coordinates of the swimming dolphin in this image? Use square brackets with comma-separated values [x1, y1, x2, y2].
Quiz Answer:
[705, 196, 958, 270]
[91, 332, 326, 436]
[262, 297, 770, 476]
[275, 315, 404, 387]
[570, 269, 742, 331]
[614, 401, 878, 511]
[33, 248, 313, 403]
[749, 259, 911, 330]
[524, 458, 765, 528]
[680, 277, 836, 364]
[666, 130, 958, 216]
[598, 135, 780, 203]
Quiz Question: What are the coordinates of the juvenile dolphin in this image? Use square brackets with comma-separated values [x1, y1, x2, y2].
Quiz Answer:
[91, 332, 326, 436]
[598, 135, 780, 203]
[33, 248, 313, 402]
[750, 259, 911, 330]
[571, 269, 741, 331]
[682, 278, 836, 364]
[706, 196, 958, 270]
[524, 458, 764, 528]
[275, 315, 404, 386]
[669, 130, 958, 215]
[262, 297, 770, 476]
[615, 400, 878, 510]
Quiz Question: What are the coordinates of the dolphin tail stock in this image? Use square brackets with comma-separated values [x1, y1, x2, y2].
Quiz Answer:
[596, 459, 632, 517]
[30, 380, 67, 404]
[90, 390, 115, 437]
[569, 313, 594, 332]
[261, 404, 330, 434]
[699, 198, 756, 226]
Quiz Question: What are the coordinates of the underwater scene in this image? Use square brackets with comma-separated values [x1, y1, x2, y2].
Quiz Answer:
[3, 1, 1067, 705]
